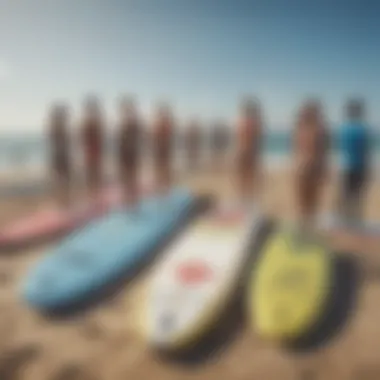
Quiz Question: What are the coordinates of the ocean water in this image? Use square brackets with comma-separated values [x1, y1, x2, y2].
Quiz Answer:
[0, 131, 379, 176]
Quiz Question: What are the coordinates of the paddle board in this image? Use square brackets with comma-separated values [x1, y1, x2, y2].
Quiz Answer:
[249, 227, 332, 341]
[145, 205, 266, 351]
[22, 187, 196, 311]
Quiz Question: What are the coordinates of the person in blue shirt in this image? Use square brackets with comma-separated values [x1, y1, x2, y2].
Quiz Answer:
[339, 99, 371, 221]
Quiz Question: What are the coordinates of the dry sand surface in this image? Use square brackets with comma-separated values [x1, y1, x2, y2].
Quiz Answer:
[0, 168, 379, 380]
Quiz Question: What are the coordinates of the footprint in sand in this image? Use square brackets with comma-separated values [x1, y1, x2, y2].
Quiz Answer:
[51, 364, 98, 380]
[0, 344, 41, 380]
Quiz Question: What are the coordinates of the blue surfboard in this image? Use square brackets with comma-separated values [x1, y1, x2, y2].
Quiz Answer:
[22, 188, 196, 310]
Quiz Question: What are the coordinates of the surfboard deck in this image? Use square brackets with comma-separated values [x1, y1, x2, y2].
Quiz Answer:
[0, 201, 107, 252]
[145, 205, 266, 351]
[22, 188, 196, 311]
[249, 227, 332, 341]
[0, 184, 153, 251]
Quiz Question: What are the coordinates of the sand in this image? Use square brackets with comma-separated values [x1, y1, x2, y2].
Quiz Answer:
[0, 167, 379, 380]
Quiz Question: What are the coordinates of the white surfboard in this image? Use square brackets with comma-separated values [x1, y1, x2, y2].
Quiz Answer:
[144, 204, 265, 351]
[318, 213, 380, 237]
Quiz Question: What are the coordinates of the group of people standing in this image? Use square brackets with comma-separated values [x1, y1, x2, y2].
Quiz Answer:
[48, 96, 234, 206]
[294, 98, 371, 228]
[48, 95, 372, 229]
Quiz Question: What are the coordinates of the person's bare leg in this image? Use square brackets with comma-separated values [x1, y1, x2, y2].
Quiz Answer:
[297, 173, 313, 230]
[303, 176, 322, 232]
[60, 177, 71, 208]
[54, 173, 70, 208]
[236, 163, 254, 212]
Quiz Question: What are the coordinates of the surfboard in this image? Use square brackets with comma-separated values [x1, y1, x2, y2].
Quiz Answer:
[0, 188, 116, 251]
[249, 227, 332, 341]
[22, 188, 196, 311]
[0, 183, 154, 251]
[319, 213, 380, 237]
[144, 205, 266, 351]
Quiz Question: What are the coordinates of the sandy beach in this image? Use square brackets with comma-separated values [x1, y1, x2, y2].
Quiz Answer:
[0, 167, 379, 380]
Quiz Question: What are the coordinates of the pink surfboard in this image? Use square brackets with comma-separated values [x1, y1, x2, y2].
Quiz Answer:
[0, 183, 153, 251]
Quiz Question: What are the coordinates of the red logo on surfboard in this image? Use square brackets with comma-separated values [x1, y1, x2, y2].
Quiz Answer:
[176, 260, 214, 285]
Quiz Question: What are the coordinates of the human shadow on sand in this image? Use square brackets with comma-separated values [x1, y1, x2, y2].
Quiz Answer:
[284, 252, 360, 353]
[153, 219, 275, 367]
[37, 195, 214, 319]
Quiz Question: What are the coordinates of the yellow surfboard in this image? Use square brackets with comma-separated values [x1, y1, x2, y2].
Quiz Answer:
[249, 228, 332, 341]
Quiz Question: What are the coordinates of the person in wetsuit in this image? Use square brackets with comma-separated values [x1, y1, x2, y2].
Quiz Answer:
[185, 119, 202, 172]
[48, 103, 72, 207]
[117, 97, 143, 207]
[236, 98, 263, 209]
[293, 100, 329, 229]
[80, 96, 104, 199]
[211, 121, 230, 171]
[338, 99, 371, 222]
[152, 103, 174, 194]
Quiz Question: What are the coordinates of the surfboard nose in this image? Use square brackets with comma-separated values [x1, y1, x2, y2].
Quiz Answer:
[22, 273, 55, 308]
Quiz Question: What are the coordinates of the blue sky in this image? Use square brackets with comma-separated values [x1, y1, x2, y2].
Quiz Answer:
[0, 0, 379, 131]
